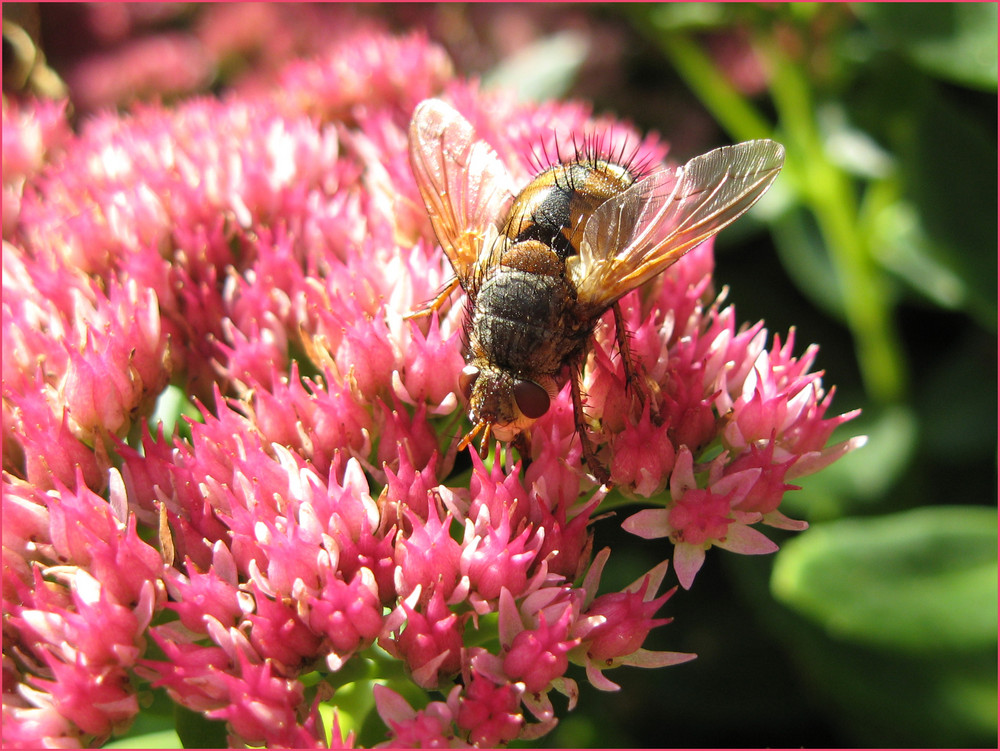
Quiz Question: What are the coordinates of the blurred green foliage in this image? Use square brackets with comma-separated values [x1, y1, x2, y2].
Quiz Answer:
[15, 2, 991, 747]
[516, 4, 997, 748]
[496, 3, 997, 747]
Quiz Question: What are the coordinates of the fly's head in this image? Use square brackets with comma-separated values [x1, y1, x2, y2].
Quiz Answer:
[457, 360, 558, 455]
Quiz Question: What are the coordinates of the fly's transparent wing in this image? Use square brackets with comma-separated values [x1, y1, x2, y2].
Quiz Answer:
[408, 99, 515, 287]
[570, 139, 785, 311]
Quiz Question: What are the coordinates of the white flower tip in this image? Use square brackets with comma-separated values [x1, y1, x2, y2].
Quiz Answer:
[372, 684, 414, 724]
[107, 467, 129, 524]
[326, 651, 349, 672]
[625, 557, 670, 597]
[619, 647, 698, 669]
[673, 543, 706, 590]
[585, 662, 622, 692]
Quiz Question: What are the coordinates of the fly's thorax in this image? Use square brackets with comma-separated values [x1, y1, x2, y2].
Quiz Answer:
[502, 159, 638, 259]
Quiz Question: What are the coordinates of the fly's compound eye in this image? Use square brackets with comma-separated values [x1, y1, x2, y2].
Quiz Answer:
[459, 365, 480, 401]
[513, 379, 550, 419]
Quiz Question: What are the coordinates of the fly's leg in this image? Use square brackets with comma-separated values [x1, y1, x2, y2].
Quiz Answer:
[570, 362, 612, 487]
[512, 431, 533, 473]
[611, 302, 641, 392]
[405, 277, 461, 320]
[612, 301, 661, 420]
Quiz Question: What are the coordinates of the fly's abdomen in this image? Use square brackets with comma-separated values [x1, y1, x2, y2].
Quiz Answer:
[472, 269, 563, 373]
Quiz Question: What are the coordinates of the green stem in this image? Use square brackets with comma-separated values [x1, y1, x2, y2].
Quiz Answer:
[659, 33, 774, 142]
[655, 28, 907, 404]
[764, 43, 907, 404]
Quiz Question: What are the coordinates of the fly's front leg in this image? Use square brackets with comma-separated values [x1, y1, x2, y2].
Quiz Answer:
[405, 277, 461, 320]
[511, 431, 533, 473]
[570, 361, 611, 487]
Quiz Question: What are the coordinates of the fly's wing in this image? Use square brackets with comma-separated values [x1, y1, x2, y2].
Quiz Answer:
[408, 98, 515, 288]
[569, 139, 785, 311]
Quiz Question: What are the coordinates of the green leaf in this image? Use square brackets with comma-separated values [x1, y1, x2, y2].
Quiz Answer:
[916, 330, 996, 463]
[839, 55, 995, 330]
[900, 93, 997, 327]
[772, 505, 997, 653]
[643, 2, 733, 32]
[779, 616, 996, 746]
[769, 506, 997, 745]
[149, 383, 202, 442]
[174, 703, 228, 749]
[854, 3, 998, 91]
[103, 729, 182, 749]
[770, 206, 846, 321]
[865, 192, 970, 311]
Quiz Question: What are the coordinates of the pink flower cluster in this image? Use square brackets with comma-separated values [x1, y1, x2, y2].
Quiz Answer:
[2, 29, 860, 748]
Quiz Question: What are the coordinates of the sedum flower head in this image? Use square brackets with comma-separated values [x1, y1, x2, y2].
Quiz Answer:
[2, 25, 861, 748]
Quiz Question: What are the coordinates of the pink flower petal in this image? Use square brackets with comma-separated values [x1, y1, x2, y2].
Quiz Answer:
[673, 543, 707, 590]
